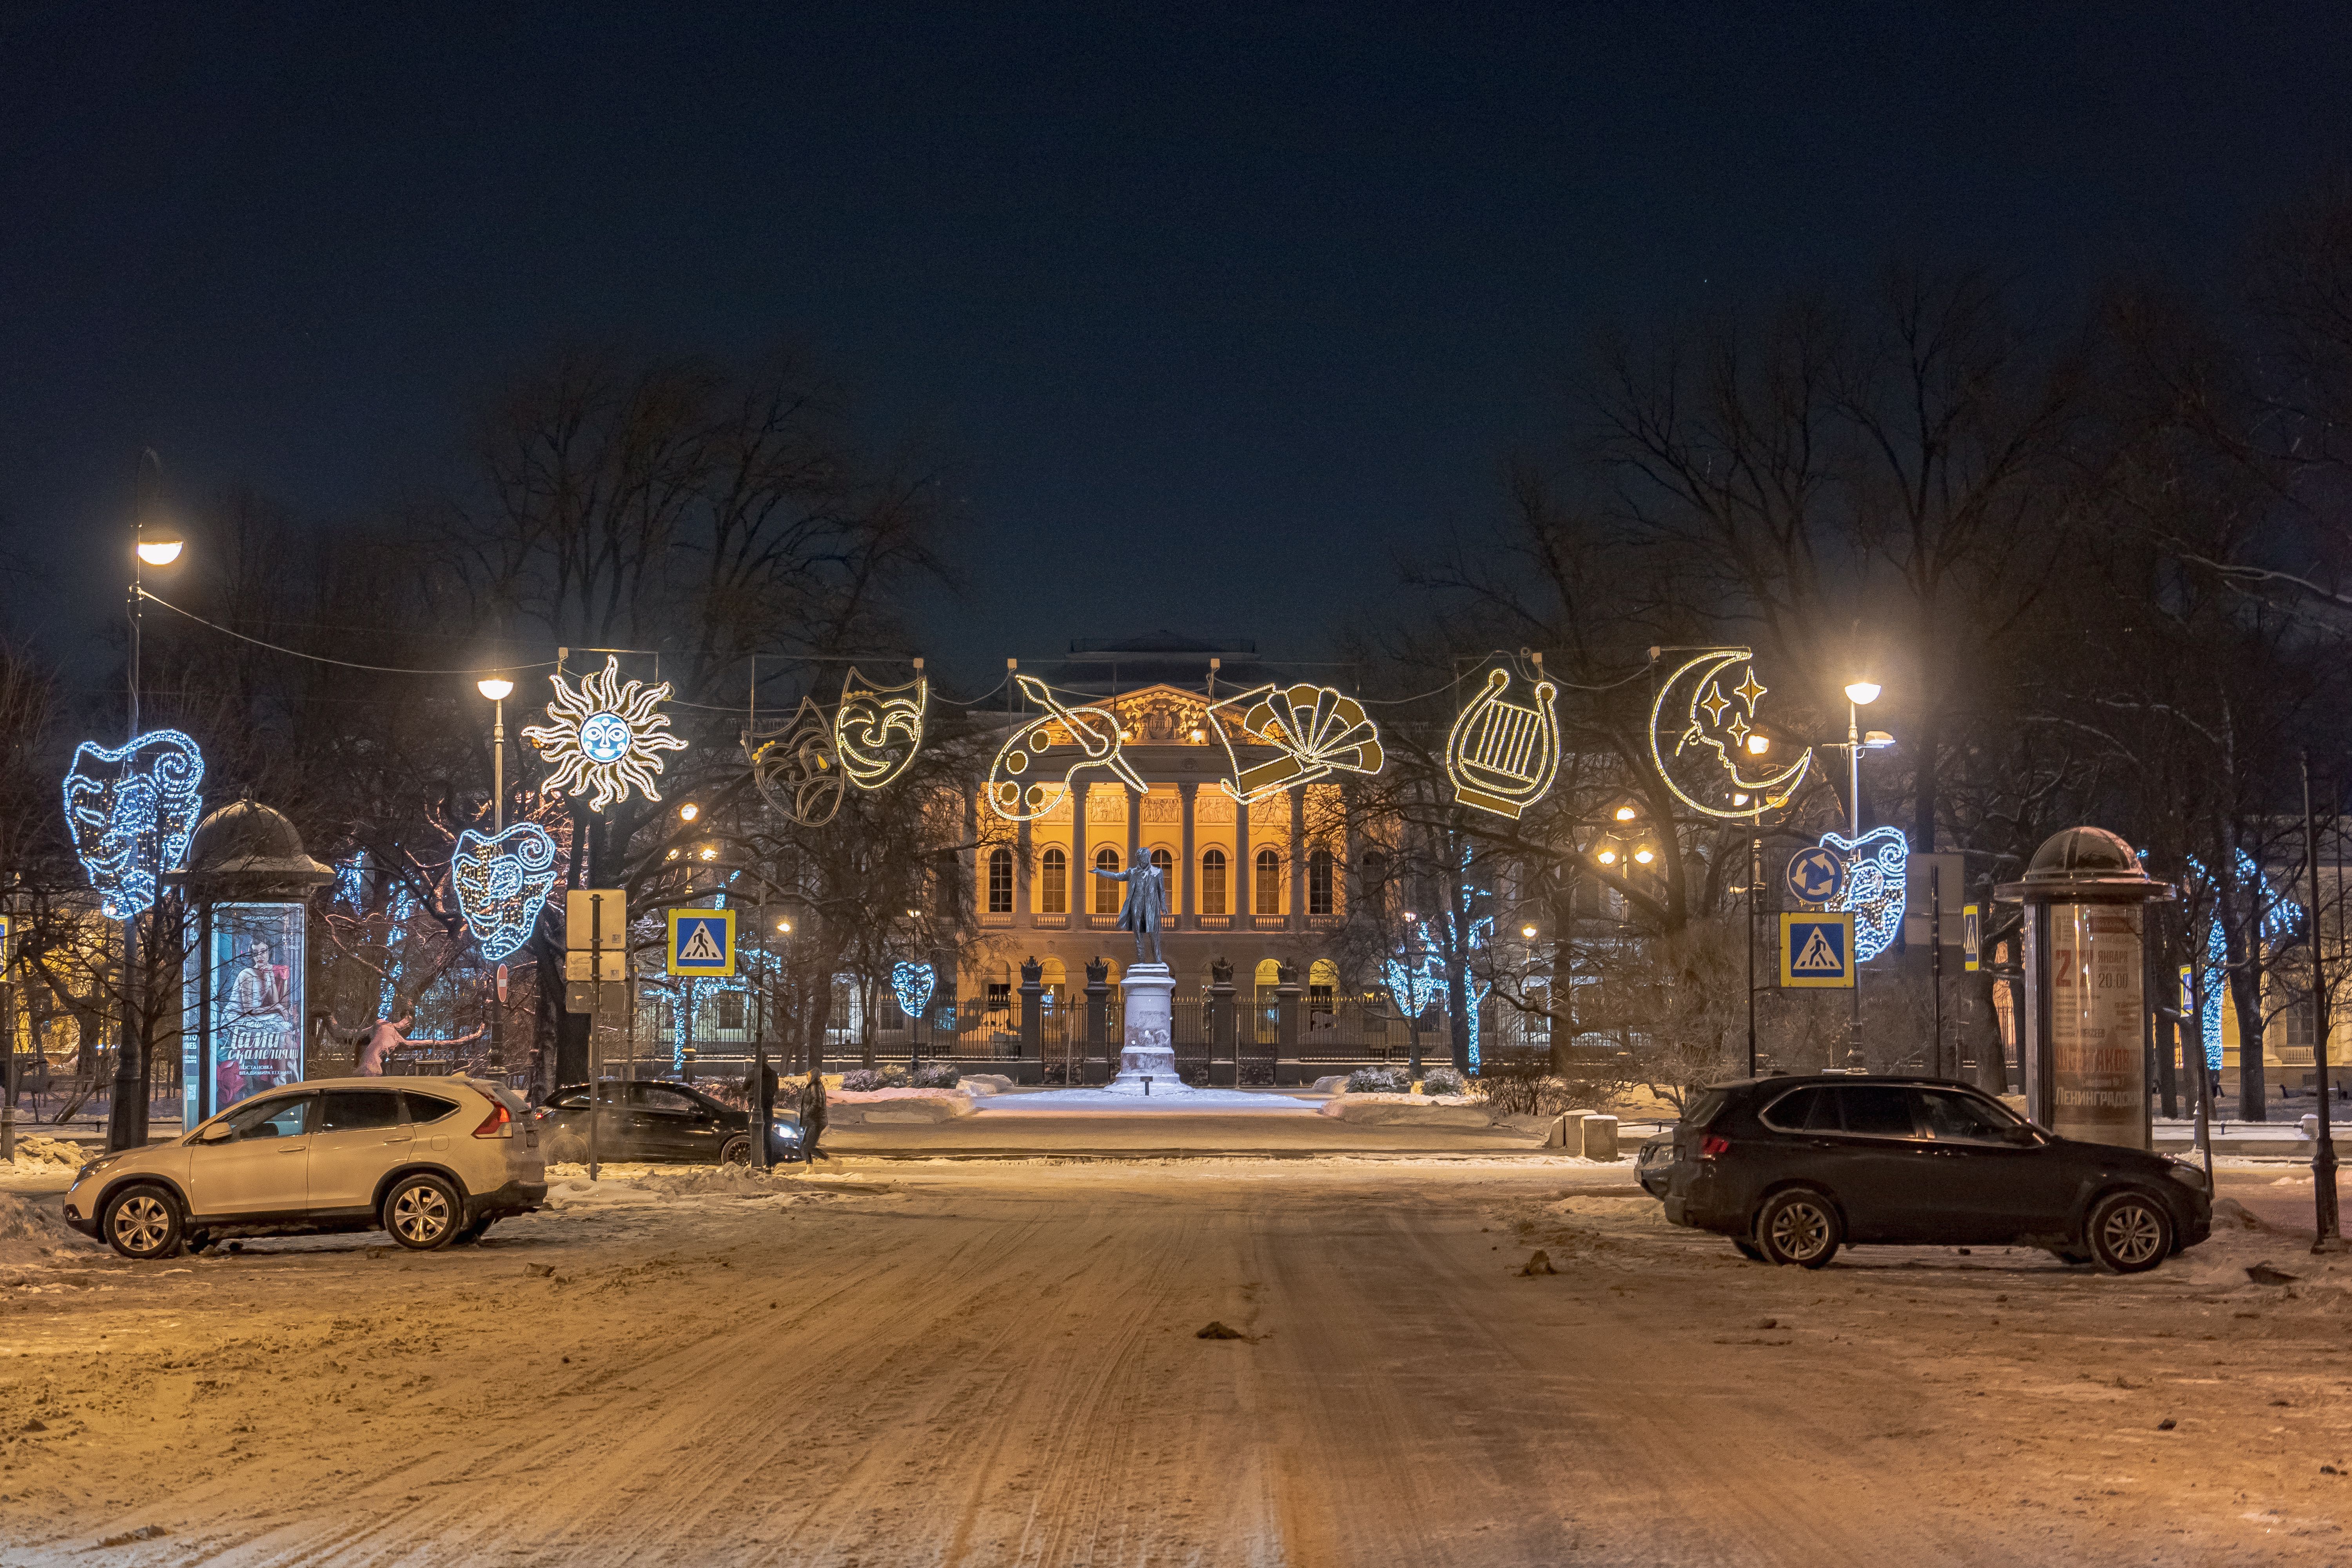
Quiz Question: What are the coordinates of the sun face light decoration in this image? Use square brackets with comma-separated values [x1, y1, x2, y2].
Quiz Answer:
[891, 960, 937, 1025]
[1209, 682, 1384, 805]
[1819, 826, 1909, 962]
[63, 730, 206, 918]
[522, 656, 688, 812]
[1648, 650, 1814, 818]
[450, 822, 560, 962]
[1446, 667, 1560, 820]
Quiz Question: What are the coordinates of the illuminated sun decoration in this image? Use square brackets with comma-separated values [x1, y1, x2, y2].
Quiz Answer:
[1446, 667, 1560, 820]
[1647, 650, 1813, 819]
[522, 656, 687, 811]
[450, 822, 561, 962]
[63, 729, 206, 918]
[1819, 826, 1909, 962]
[1209, 682, 1384, 804]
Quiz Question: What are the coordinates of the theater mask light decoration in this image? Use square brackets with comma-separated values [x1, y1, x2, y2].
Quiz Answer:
[834, 666, 928, 791]
[1647, 649, 1813, 818]
[986, 674, 1147, 822]
[1819, 826, 1909, 962]
[1446, 666, 1560, 820]
[450, 821, 561, 963]
[744, 696, 845, 827]
[1210, 682, 1385, 805]
[523, 655, 687, 812]
[63, 729, 207, 918]
[891, 960, 937, 1024]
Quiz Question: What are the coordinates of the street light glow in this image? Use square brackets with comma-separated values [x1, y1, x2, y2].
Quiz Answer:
[1613, 805, 1637, 821]
[1595, 849, 1617, 865]
[135, 537, 184, 566]
[1633, 847, 1655, 865]
[1844, 681, 1882, 706]
[1521, 924, 1538, 939]
[476, 677, 514, 701]
[777, 920, 791, 933]
[678, 802, 701, 822]
[1744, 733, 1770, 755]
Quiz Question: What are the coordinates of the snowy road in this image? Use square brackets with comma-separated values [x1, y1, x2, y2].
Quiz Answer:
[4, 1158, 2349, 1565]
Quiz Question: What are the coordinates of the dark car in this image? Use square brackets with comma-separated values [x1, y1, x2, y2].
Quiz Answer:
[1660, 1076, 2210, 1274]
[535, 1079, 801, 1166]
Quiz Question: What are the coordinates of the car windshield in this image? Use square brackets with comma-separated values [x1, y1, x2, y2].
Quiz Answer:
[1916, 1089, 2026, 1143]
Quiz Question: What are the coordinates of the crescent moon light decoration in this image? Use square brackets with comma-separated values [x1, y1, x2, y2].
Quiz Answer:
[1646, 649, 1814, 818]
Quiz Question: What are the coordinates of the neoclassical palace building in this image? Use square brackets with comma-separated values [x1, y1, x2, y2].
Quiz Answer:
[956, 635, 1362, 1022]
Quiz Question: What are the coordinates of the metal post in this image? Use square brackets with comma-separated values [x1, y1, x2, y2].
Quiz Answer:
[2305, 753, 2339, 1242]
[1846, 701, 1865, 1071]
[1747, 817, 1759, 1077]
[1931, 866, 1944, 1078]
[588, 893, 604, 1182]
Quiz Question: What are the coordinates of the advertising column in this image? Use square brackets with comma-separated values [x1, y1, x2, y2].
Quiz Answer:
[2047, 904, 2146, 1147]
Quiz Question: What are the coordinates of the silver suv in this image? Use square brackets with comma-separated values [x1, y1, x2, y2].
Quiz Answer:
[63, 1076, 547, 1260]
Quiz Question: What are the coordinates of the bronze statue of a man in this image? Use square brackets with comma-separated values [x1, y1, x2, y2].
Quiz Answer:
[1092, 849, 1169, 965]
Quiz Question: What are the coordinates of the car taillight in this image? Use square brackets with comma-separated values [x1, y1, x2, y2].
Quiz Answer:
[472, 1102, 513, 1138]
[1700, 1134, 1731, 1160]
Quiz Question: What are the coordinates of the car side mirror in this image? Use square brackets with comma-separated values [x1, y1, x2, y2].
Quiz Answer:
[2002, 1125, 2038, 1146]
[199, 1122, 236, 1143]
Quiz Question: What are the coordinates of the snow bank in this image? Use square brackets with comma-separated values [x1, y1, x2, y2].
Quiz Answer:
[1320, 1093, 1495, 1129]
[827, 1089, 975, 1125]
[0, 1191, 98, 1275]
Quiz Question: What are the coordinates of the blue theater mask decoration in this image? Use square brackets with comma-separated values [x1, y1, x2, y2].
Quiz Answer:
[1818, 826, 1910, 962]
[451, 822, 560, 962]
[63, 730, 206, 918]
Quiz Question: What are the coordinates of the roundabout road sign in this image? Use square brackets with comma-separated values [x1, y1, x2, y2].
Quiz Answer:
[1785, 846, 1848, 907]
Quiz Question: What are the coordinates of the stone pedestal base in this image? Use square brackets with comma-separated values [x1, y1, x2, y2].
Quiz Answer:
[1103, 962, 1188, 1094]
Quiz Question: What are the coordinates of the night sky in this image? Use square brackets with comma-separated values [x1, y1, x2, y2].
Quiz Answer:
[7, 3, 2350, 679]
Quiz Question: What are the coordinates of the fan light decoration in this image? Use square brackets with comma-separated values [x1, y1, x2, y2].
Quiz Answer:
[62, 729, 206, 918]
[450, 822, 560, 962]
[522, 656, 687, 811]
[1819, 826, 1909, 962]
[1209, 682, 1384, 804]
[835, 666, 928, 791]
[1446, 667, 1561, 820]
[891, 960, 937, 1024]
[1646, 650, 1813, 819]
[744, 696, 845, 826]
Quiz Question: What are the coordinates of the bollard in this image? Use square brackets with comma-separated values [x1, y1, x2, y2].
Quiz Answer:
[1579, 1115, 1621, 1161]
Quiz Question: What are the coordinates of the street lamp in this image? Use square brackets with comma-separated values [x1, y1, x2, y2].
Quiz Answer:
[1842, 680, 1883, 1070]
[128, 449, 185, 739]
[476, 677, 513, 833]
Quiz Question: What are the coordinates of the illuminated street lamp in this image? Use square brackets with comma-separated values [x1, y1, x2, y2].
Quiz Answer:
[476, 677, 514, 833]
[1842, 679, 1886, 1070]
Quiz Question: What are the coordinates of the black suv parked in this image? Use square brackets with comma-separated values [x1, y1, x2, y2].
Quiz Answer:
[1662, 1076, 2211, 1273]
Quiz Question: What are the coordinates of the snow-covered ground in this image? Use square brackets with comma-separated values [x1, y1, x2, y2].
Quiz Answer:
[2, 1156, 2348, 1563]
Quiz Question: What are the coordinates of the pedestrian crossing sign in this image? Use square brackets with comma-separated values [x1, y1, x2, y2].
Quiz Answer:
[666, 909, 737, 976]
[1779, 913, 1855, 989]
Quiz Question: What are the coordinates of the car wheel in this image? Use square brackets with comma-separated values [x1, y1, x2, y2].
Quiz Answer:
[719, 1134, 752, 1167]
[546, 1130, 588, 1163]
[2086, 1190, 2172, 1275]
[185, 1230, 216, 1254]
[1754, 1189, 1842, 1269]
[1733, 1238, 1766, 1262]
[2043, 1245, 2093, 1267]
[103, 1184, 183, 1261]
[383, 1174, 463, 1251]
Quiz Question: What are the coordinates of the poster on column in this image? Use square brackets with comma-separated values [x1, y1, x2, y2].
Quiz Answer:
[189, 902, 307, 1121]
[2048, 905, 2145, 1148]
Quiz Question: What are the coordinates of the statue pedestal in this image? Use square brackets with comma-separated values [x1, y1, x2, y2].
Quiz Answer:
[1104, 962, 1187, 1094]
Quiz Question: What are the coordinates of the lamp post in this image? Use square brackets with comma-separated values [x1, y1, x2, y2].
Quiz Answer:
[475, 677, 514, 1074]
[1842, 681, 1882, 1071]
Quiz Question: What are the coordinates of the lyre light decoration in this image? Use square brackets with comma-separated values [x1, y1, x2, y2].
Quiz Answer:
[1209, 682, 1384, 804]
[1647, 650, 1813, 819]
[1446, 667, 1560, 819]
[890, 960, 937, 1024]
[62, 729, 206, 918]
[450, 822, 560, 962]
[1818, 826, 1909, 963]
[986, 674, 1146, 822]
[834, 666, 927, 791]
[744, 696, 844, 826]
[522, 656, 687, 812]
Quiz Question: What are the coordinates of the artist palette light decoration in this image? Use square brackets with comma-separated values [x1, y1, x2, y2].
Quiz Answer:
[1446, 668, 1560, 820]
[1209, 682, 1384, 804]
[835, 667, 928, 791]
[523, 656, 687, 811]
[63, 729, 206, 918]
[1647, 649, 1813, 819]
[450, 822, 560, 962]
[987, 674, 1147, 822]
[744, 696, 845, 827]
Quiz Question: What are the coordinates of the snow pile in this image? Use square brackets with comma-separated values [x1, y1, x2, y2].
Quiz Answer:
[1321, 1093, 1495, 1128]
[828, 1088, 974, 1124]
[3, 1134, 84, 1167]
[0, 1191, 95, 1274]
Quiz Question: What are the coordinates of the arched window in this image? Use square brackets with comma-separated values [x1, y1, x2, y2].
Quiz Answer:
[1040, 847, 1068, 914]
[1255, 848, 1282, 915]
[987, 847, 1013, 914]
[1308, 848, 1334, 916]
[1151, 846, 1173, 887]
[1200, 847, 1228, 914]
[1094, 846, 1122, 914]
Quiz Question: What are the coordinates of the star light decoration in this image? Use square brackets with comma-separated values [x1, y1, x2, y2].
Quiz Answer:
[62, 729, 206, 918]
[450, 822, 561, 962]
[523, 656, 687, 812]
[891, 960, 936, 1025]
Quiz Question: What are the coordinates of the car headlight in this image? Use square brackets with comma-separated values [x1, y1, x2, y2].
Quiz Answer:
[73, 1154, 123, 1185]
[771, 1122, 801, 1140]
[2165, 1156, 2209, 1191]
